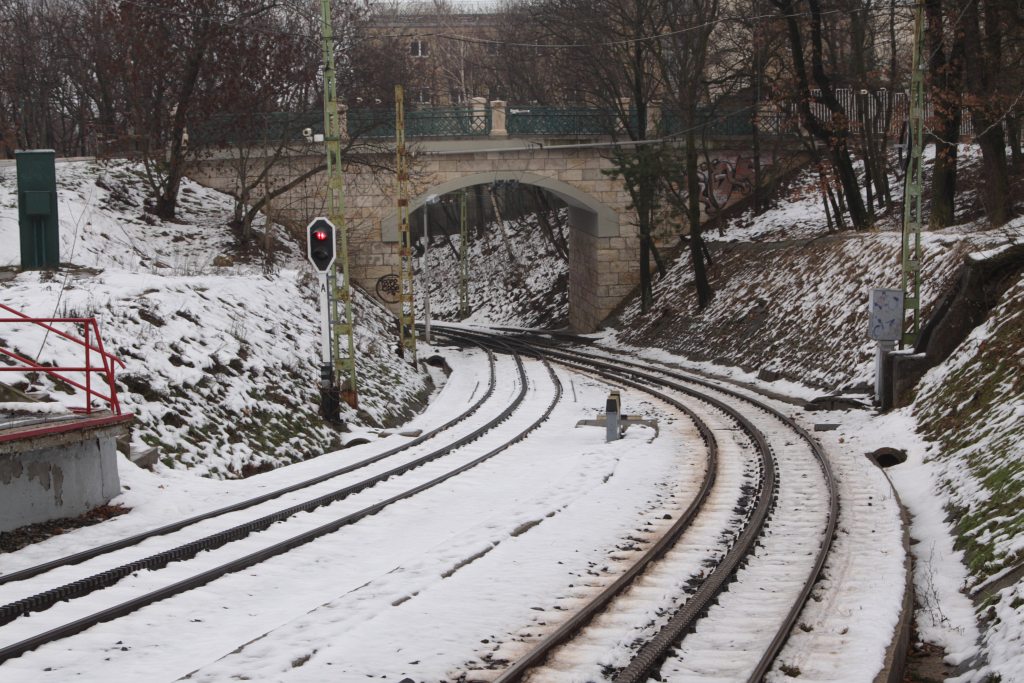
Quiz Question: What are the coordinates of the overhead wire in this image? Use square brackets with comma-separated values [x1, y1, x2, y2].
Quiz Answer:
[62, 0, 918, 51]
[62, 0, 1016, 145]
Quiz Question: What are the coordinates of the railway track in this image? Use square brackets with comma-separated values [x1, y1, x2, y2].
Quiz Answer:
[0, 328, 845, 682]
[0, 343, 563, 665]
[436, 327, 837, 682]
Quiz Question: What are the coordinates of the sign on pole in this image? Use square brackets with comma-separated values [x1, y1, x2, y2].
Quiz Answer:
[868, 288, 904, 342]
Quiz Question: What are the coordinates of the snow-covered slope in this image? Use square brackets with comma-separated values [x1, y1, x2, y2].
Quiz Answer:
[0, 160, 429, 478]
[415, 210, 569, 328]
[416, 153, 1024, 680]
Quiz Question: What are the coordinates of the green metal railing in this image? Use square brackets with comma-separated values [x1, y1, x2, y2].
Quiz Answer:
[194, 103, 802, 145]
[349, 106, 490, 139]
[507, 106, 619, 136]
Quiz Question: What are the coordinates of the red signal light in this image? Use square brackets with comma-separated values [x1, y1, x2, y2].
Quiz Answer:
[313, 229, 329, 241]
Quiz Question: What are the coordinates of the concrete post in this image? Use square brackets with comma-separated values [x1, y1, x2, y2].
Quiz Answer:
[490, 100, 507, 137]
[606, 391, 621, 442]
[471, 97, 487, 134]
[875, 340, 895, 405]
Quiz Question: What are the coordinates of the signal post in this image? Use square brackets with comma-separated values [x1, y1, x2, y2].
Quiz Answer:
[307, 217, 342, 424]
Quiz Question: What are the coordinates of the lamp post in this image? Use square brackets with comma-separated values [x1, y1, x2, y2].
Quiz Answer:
[422, 194, 439, 344]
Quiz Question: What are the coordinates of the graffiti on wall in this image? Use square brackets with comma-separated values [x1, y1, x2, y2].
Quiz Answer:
[696, 155, 757, 215]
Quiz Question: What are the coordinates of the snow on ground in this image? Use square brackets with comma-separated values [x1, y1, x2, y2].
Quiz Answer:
[416, 209, 569, 328]
[0, 347, 699, 682]
[1, 145, 1021, 682]
[598, 144, 1023, 682]
[0, 160, 429, 476]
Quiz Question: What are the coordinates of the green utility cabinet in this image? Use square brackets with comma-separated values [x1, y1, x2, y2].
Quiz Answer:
[16, 150, 60, 269]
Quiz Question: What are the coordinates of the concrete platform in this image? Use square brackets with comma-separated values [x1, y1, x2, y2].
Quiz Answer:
[0, 411, 132, 533]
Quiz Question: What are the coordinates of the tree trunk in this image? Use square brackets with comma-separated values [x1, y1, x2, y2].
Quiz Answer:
[155, 20, 211, 220]
[488, 187, 519, 265]
[1007, 113, 1022, 172]
[687, 129, 712, 309]
[975, 117, 1011, 225]
[775, 0, 869, 229]
[531, 187, 568, 260]
[926, 0, 964, 228]
[961, 0, 1011, 226]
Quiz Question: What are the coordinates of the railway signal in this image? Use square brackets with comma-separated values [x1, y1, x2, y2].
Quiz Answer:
[307, 218, 336, 272]
[307, 217, 341, 423]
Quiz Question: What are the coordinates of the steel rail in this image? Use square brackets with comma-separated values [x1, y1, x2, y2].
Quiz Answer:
[0, 345, 498, 589]
[490, 330, 838, 682]
[0, 345, 499, 619]
[504, 332, 840, 678]
[0, 347, 560, 664]
[434, 327, 775, 683]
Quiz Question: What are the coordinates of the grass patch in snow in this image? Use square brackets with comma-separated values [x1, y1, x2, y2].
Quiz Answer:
[915, 264, 1024, 582]
[0, 160, 430, 478]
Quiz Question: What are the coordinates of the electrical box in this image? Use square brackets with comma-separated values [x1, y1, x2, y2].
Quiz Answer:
[16, 150, 60, 269]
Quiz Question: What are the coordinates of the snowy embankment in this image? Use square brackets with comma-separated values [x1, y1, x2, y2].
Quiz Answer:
[415, 210, 569, 328]
[0, 160, 429, 477]
[599, 146, 1024, 682]
[402, 149, 1022, 681]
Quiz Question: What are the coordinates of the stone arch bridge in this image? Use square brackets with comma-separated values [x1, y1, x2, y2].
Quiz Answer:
[188, 102, 776, 331]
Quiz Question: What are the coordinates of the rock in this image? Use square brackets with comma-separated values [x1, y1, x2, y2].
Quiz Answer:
[804, 395, 870, 411]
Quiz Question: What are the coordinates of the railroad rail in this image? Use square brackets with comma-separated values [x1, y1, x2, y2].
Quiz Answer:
[438, 327, 837, 682]
[0, 343, 563, 663]
[0, 330, 839, 681]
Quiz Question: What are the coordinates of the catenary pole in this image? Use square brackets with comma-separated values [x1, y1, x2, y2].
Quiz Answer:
[900, 0, 926, 348]
[395, 85, 417, 362]
[320, 0, 358, 406]
[459, 189, 469, 318]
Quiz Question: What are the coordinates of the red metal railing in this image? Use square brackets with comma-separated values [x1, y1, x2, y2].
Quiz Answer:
[0, 302, 126, 416]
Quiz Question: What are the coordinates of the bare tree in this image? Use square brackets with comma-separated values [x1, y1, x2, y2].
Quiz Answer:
[961, 0, 1014, 226]
[925, 0, 965, 228]
[770, 0, 870, 229]
[658, 0, 722, 309]
[527, 0, 671, 312]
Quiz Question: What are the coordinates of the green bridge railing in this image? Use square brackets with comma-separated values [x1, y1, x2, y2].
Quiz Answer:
[348, 106, 491, 139]
[506, 106, 621, 136]
[192, 103, 798, 146]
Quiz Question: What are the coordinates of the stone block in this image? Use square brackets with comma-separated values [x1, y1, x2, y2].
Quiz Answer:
[609, 259, 630, 274]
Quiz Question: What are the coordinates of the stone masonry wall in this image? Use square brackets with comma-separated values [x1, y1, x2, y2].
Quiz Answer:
[189, 144, 642, 332]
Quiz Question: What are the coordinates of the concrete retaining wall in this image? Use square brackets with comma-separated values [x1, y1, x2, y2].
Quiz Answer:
[0, 422, 125, 532]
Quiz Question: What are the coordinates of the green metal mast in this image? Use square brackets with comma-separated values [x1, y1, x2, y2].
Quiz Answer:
[320, 0, 358, 406]
[395, 85, 417, 362]
[458, 190, 470, 319]
[900, 0, 926, 348]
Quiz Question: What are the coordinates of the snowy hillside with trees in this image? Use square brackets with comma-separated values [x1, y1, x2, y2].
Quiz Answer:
[0, 160, 430, 478]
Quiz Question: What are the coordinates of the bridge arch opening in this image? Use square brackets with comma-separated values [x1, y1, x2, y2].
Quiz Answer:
[380, 171, 629, 332]
[381, 171, 620, 242]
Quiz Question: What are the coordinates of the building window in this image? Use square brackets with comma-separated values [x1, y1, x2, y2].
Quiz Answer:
[410, 39, 429, 58]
